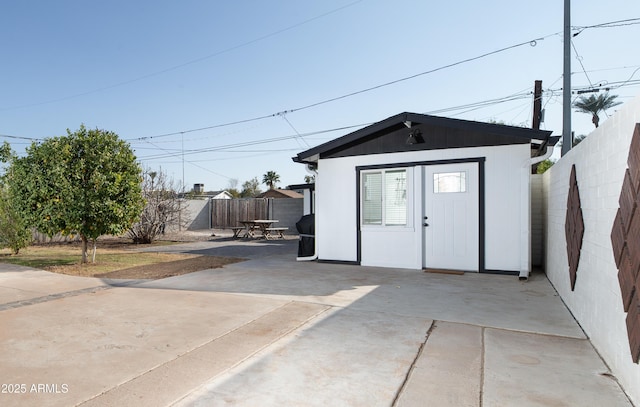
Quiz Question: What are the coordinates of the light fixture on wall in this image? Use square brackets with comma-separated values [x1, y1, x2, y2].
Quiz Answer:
[406, 129, 423, 145]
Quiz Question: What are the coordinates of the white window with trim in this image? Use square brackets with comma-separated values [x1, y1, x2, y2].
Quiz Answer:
[362, 168, 408, 226]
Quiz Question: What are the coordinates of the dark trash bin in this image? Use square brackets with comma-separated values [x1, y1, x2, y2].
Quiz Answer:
[295, 214, 315, 258]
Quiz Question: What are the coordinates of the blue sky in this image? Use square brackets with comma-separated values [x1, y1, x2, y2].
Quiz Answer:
[1, 0, 639, 192]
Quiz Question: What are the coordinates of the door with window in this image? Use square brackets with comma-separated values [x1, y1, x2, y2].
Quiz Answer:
[423, 163, 479, 271]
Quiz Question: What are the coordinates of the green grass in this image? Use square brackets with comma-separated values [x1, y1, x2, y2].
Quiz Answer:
[0, 247, 79, 268]
[0, 244, 196, 277]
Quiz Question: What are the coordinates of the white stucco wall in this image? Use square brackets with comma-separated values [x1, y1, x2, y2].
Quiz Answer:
[316, 143, 531, 271]
[316, 158, 358, 262]
[482, 145, 533, 272]
[543, 94, 640, 405]
[183, 199, 209, 230]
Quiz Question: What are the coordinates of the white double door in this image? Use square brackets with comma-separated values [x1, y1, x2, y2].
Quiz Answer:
[423, 163, 479, 271]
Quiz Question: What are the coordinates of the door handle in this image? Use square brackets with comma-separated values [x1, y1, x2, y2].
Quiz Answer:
[423, 223, 429, 227]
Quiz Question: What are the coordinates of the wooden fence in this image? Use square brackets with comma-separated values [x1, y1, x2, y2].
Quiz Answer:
[210, 198, 270, 228]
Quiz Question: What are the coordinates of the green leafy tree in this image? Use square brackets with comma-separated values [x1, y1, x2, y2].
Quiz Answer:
[573, 93, 622, 128]
[9, 126, 144, 263]
[571, 134, 587, 146]
[262, 170, 280, 190]
[0, 142, 32, 254]
[535, 159, 556, 174]
[240, 177, 261, 197]
[0, 185, 32, 254]
[0, 141, 11, 163]
[557, 133, 587, 149]
[224, 178, 241, 198]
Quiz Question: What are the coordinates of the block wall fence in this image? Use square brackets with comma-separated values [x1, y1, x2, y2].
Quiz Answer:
[542, 94, 640, 405]
[178, 198, 303, 232]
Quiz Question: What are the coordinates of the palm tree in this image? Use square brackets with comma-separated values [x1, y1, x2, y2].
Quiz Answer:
[262, 171, 280, 190]
[573, 93, 622, 128]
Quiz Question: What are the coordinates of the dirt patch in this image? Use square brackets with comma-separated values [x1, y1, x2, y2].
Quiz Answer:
[94, 255, 244, 280]
[8, 234, 245, 280]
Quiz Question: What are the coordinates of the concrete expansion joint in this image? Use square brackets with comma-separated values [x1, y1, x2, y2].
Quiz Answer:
[392, 320, 436, 406]
[0, 285, 112, 311]
[78, 301, 332, 406]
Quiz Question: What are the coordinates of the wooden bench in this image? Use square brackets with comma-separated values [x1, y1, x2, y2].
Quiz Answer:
[230, 226, 245, 238]
[264, 227, 288, 240]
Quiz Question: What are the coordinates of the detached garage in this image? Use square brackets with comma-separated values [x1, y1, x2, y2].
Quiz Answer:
[293, 112, 557, 274]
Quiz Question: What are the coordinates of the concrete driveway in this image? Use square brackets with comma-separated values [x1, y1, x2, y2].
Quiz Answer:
[0, 237, 634, 406]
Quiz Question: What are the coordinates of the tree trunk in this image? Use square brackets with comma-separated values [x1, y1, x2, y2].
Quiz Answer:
[81, 235, 88, 264]
[92, 239, 97, 263]
[592, 113, 600, 128]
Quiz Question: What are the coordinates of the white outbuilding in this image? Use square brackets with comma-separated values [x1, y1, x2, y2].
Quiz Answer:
[293, 112, 557, 275]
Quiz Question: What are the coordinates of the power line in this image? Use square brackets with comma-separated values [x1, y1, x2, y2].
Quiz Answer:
[572, 78, 640, 93]
[137, 92, 549, 161]
[139, 135, 311, 160]
[134, 122, 366, 153]
[278, 113, 311, 148]
[126, 17, 637, 143]
[573, 17, 640, 37]
[152, 149, 302, 164]
[608, 67, 640, 91]
[139, 138, 233, 181]
[570, 40, 594, 88]
[132, 114, 278, 141]
[0, 0, 365, 112]
[574, 65, 640, 74]
[426, 93, 533, 115]
[137, 123, 371, 160]
[0, 133, 40, 141]
[132, 34, 553, 142]
[279, 36, 553, 116]
[137, 77, 640, 161]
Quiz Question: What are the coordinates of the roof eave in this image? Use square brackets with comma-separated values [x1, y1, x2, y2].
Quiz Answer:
[293, 112, 555, 163]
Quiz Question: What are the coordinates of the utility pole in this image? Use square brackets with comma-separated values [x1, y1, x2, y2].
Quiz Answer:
[532, 80, 543, 130]
[562, 0, 572, 156]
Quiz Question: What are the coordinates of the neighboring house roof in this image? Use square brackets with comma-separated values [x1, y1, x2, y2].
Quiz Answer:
[288, 183, 315, 191]
[257, 189, 303, 198]
[192, 190, 233, 199]
[293, 112, 557, 164]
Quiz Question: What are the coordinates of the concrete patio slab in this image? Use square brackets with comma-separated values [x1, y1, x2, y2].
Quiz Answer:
[0, 239, 634, 406]
[0, 266, 107, 306]
[483, 328, 632, 406]
[174, 308, 433, 407]
[395, 321, 482, 407]
[0, 284, 298, 407]
[81, 301, 329, 407]
[139, 255, 585, 339]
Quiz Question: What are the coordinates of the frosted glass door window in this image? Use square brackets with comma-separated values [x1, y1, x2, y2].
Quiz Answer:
[433, 171, 467, 193]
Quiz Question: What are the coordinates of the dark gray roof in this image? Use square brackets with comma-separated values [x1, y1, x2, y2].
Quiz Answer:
[293, 112, 556, 164]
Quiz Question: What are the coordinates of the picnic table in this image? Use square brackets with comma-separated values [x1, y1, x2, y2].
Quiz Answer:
[235, 220, 287, 240]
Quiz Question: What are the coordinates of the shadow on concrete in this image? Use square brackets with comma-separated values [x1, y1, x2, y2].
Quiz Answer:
[120, 239, 586, 339]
